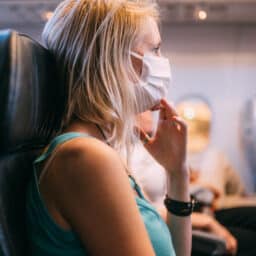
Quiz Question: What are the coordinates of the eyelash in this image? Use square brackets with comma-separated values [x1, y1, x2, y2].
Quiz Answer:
[153, 47, 160, 53]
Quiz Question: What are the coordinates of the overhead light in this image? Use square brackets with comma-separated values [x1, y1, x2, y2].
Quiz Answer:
[41, 11, 53, 21]
[194, 4, 208, 22]
[198, 9, 207, 20]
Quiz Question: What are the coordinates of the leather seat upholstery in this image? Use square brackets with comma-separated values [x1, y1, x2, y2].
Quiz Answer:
[0, 30, 65, 256]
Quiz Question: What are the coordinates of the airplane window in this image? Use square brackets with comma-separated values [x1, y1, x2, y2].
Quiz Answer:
[176, 97, 211, 154]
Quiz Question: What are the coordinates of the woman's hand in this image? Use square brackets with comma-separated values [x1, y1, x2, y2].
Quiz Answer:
[143, 100, 192, 256]
[139, 98, 188, 177]
[192, 213, 237, 255]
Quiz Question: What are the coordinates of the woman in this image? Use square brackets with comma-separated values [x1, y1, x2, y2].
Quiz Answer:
[26, 1, 192, 255]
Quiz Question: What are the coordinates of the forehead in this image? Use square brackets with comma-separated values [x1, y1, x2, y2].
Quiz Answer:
[141, 17, 161, 46]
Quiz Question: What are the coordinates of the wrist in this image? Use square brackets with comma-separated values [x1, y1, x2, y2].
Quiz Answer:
[166, 173, 190, 201]
[166, 164, 190, 181]
[166, 163, 190, 179]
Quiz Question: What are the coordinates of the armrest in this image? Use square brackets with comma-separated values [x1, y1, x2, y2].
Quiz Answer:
[192, 230, 228, 256]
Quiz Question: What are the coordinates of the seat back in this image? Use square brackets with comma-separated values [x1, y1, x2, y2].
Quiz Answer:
[0, 30, 65, 256]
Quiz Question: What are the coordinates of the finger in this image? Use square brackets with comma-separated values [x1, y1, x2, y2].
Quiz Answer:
[160, 98, 178, 118]
[135, 126, 152, 146]
[225, 238, 233, 253]
[168, 120, 182, 132]
[172, 116, 186, 125]
[158, 99, 179, 123]
[171, 116, 187, 132]
[227, 242, 236, 255]
[159, 104, 167, 121]
[225, 235, 237, 254]
[150, 103, 161, 111]
[230, 237, 238, 255]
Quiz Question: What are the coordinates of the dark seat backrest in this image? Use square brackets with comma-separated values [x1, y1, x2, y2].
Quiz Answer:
[0, 30, 65, 256]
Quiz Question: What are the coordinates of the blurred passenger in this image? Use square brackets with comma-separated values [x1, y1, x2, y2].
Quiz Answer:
[177, 97, 256, 209]
[176, 98, 248, 208]
[188, 147, 247, 209]
[26, 1, 192, 256]
[131, 111, 256, 256]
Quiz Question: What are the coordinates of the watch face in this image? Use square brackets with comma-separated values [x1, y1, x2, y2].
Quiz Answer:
[193, 188, 214, 205]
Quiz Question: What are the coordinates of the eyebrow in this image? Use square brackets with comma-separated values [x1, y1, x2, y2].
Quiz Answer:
[148, 41, 161, 49]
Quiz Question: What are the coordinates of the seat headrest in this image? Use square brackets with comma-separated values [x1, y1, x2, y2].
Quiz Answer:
[0, 30, 66, 155]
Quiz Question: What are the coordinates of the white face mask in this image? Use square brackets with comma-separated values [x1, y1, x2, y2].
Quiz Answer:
[131, 51, 172, 112]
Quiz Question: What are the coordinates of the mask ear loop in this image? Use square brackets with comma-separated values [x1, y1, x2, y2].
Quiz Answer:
[130, 51, 152, 82]
[130, 51, 143, 60]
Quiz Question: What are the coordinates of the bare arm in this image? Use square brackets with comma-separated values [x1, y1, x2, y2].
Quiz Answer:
[166, 169, 191, 256]
[50, 138, 156, 256]
[139, 99, 192, 256]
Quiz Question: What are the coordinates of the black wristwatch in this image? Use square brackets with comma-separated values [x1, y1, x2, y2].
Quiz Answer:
[164, 195, 196, 217]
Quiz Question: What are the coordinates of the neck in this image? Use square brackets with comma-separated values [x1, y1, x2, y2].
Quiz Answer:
[63, 119, 107, 143]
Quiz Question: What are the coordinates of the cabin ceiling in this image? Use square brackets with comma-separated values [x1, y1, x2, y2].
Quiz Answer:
[0, 0, 256, 27]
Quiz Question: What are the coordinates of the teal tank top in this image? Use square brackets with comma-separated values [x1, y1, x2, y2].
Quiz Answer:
[26, 132, 176, 256]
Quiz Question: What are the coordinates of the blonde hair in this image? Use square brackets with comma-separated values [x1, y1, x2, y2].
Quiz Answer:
[42, 0, 159, 152]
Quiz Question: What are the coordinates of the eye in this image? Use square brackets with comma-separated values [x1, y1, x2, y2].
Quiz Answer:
[153, 46, 161, 55]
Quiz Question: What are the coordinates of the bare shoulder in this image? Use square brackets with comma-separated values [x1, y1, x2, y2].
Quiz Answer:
[43, 136, 155, 255]
[53, 136, 126, 188]
[57, 136, 119, 165]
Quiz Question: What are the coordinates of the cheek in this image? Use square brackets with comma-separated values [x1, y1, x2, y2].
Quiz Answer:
[131, 56, 143, 77]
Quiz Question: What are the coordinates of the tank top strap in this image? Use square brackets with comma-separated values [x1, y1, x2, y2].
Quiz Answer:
[34, 132, 93, 165]
[128, 175, 146, 200]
